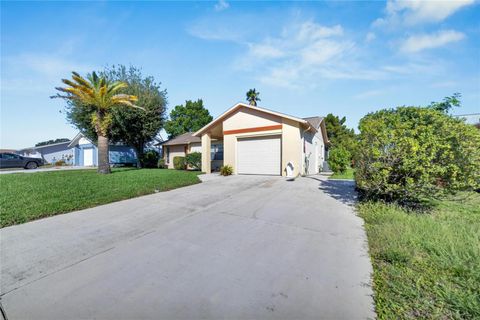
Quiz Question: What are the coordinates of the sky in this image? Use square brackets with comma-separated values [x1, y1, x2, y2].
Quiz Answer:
[1, 0, 479, 149]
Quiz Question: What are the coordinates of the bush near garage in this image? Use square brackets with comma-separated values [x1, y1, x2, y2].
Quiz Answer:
[185, 152, 201, 170]
[328, 147, 351, 174]
[220, 165, 233, 176]
[355, 106, 480, 204]
[173, 156, 186, 170]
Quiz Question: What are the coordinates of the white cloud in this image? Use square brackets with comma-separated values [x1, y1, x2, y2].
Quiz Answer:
[232, 21, 363, 87]
[374, 0, 475, 27]
[248, 43, 285, 59]
[365, 32, 376, 42]
[214, 0, 229, 12]
[400, 30, 465, 53]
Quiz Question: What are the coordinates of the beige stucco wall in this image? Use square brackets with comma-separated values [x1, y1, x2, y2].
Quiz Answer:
[223, 107, 281, 131]
[165, 145, 186, 169]
[189, 143, 202, 153]
[281, 119, 302, 177]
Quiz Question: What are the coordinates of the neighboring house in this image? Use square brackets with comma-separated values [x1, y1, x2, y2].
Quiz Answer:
[158, 132, 223, 170]
[19, 133, 137, 166]
[191, 102, 328, 176]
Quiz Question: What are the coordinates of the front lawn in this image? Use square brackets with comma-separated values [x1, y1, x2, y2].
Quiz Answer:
[329, 167, 354, 180]
[358, 193, 480, 319]
[0, 168, 201, 227]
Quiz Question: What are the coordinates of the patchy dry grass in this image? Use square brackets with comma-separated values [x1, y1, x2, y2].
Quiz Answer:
[358, 193, 480, 319]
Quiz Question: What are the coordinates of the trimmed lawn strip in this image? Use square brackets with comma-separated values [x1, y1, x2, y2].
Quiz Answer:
[329, 167, 355, 180]
[0, 168, 201, 227]
[358, 193, 480, 319]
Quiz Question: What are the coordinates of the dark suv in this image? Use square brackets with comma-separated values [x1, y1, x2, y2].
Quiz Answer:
[0, 153, 44, 169]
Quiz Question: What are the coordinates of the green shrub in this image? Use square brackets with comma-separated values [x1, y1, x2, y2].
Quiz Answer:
[173, 156, 186, 170]
[220, 165, 233, 176]
[157, 158, 167, 169]
[140, 150, 159, 168]
[356, 106, 480, 203]
[328, 147, 351, 174]
[185, 152, 201, 170]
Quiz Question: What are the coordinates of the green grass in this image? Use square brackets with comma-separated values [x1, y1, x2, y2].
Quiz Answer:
[0, 168, 201, 227]
[358, 193, 480, 319]
[329, 167, 355, 180]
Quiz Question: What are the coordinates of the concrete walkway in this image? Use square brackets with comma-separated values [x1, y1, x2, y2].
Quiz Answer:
[0, 175, 374, 319]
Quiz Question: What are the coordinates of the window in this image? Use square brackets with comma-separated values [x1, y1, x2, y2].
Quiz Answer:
[2, 153, 19, 160]
[211, 143, 223, 160]
[166, 147, 170, 163]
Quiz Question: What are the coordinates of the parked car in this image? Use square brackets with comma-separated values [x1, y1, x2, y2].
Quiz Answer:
[0, 153, 44, 169]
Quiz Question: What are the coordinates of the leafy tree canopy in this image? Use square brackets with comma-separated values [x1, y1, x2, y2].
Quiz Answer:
[35, 138, 70, 147]
[324, 113, 357, 158]
[164, 99, 212, 138]
[429, 92, 461, 113]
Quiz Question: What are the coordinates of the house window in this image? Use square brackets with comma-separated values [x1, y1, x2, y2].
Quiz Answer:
[166, 147, 170, 163]
[211, 143, 223, 160]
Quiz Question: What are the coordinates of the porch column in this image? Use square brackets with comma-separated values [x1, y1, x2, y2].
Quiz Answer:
[201, 133, 211, 173]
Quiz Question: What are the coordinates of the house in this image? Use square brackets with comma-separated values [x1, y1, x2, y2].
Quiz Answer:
[193, 103, 328, 176]
[19, 132, 137, 166]
[160, 103, 326, 176]
[159, 132, 223, 170]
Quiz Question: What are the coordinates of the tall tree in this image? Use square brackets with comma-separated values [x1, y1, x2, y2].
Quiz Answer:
[324, 113, 357, 158]
[103, 65, 167, 168]
[164, 99, 212, 138]
[246, 88, 261, 106]
[54, 71, 141, 174]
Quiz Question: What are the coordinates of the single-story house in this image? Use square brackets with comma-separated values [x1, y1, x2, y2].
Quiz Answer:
[19, 133, 137, 166]
[160, 103, 328, 176]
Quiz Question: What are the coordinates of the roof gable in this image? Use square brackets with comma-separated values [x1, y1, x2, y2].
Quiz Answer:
[194, 103, 311, 136]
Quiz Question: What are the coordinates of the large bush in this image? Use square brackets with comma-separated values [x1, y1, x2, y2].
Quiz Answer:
[356, 107, 480, 203]
[185, 152, 201, 170]
[173, 156, 186, 170]
[140, 150, 159, 168]
[328, 147, 351, 174]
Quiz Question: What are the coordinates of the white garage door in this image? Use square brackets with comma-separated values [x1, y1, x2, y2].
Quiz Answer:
[83, 148, 94, 166]
[237, 135, 281, 175]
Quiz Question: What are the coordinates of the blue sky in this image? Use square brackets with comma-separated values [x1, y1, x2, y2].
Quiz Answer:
[1, 0, 479, 148]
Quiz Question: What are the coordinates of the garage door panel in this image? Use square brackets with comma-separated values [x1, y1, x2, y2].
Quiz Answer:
[237, 136, 281, 175]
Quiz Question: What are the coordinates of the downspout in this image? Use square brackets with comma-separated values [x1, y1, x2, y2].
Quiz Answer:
[300, 124, 312, 177]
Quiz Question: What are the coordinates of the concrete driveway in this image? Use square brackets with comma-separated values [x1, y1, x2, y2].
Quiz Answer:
[0, 175, 374, 319]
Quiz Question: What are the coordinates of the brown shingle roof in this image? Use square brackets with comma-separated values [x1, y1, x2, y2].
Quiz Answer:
[159, 132, 200, 146]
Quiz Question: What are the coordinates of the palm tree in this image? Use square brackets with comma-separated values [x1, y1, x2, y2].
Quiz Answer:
[55, 71, 142, 174]
[246, 88, 261, 106]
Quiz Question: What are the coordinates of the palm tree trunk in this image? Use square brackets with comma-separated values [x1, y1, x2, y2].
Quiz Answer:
[97, 134, 111, 174]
